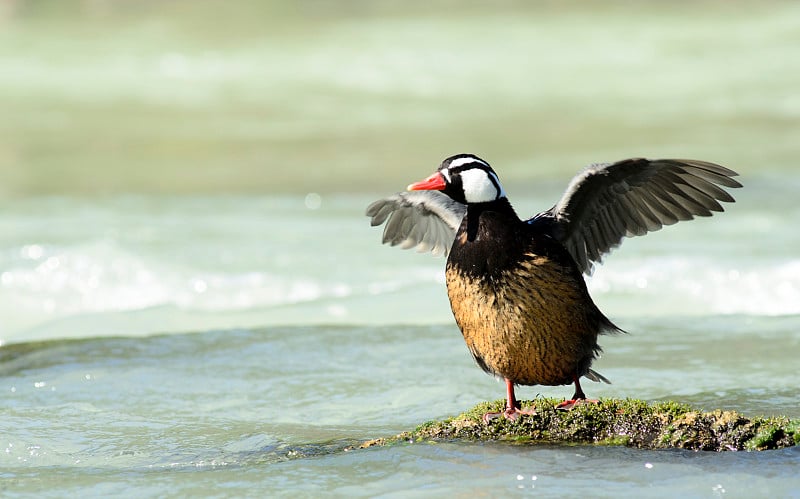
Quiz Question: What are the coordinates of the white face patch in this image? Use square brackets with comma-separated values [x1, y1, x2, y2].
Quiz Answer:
[447, 156, 490, 170]
[459, 168, 507, 203]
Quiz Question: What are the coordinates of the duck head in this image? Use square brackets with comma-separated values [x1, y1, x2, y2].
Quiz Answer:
[408, 154, 507, 205]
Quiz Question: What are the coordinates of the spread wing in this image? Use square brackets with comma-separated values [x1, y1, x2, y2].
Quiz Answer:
[532, 158, 742, 274]
[366, 190, 466, 257]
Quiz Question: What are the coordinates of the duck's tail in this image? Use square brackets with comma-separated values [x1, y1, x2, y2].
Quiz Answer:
[586, 368, 611, 385]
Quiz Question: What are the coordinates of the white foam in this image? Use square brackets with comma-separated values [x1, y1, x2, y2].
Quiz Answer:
[4, 238, 797, 343]
[588, 256, 800, 317]
[0, 240, 359, 341]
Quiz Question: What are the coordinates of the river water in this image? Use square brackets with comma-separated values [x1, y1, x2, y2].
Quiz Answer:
[2, 2, 800, 497]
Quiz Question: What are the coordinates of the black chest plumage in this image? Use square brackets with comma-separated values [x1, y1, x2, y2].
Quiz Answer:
[447, 201, 579, 281]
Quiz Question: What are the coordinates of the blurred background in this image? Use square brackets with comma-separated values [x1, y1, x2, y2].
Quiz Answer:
[2, 0, 799, 343]
[1, 0, 797, 197]
[3, 2, 800, 495]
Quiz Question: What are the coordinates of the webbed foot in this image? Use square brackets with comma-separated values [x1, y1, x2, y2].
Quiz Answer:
[555, 398, 598, 411]
[483, 378, 537, 423]
[482, 406, 537, 423]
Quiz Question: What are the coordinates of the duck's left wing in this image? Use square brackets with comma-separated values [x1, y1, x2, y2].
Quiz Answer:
[366, 190, 466, 257]
[531, 158, 741, 274]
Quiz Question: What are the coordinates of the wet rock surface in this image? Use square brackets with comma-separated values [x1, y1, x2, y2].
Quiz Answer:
[361, 398, 799, 452]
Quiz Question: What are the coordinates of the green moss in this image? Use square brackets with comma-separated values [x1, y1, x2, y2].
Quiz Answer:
[788, 421, 800, 445]
[599, 434, 632, 446]
[745, 425, 780, 451]
[361, 398, 798, 452]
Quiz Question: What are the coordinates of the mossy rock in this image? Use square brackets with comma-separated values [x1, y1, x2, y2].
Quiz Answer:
[361, 398, 798, 452]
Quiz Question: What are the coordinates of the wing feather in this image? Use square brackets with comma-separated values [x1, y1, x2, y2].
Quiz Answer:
[541, 158, 741, 274]
[366, 190, 466, 257]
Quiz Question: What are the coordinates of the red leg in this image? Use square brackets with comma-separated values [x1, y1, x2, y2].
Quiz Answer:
[556, 374, 599, 410]
[505, 378, 519, 412]
[482, 379, 537, 422]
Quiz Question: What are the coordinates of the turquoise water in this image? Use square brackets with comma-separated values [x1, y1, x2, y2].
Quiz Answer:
[2, 1, 800, 497]
[2, 192, 800, 496]
[2, 323, 800, 496]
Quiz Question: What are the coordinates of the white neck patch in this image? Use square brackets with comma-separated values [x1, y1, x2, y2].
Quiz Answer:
[459, 168, 507, 203]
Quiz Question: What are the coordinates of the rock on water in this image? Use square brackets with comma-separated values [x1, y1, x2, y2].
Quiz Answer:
[360, 398, 799, 452]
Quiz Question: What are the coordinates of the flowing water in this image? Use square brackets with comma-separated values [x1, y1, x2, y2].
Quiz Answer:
[2, 2, 800, 497]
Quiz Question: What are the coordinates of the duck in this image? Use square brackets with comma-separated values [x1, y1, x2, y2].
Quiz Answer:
[366, 154, 741, 421]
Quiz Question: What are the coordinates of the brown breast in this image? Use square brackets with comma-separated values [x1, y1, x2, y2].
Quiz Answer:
[445, 251, 601, 386]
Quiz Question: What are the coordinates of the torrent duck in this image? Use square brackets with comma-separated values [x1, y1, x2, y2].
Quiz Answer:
[367, 154, 740, 421]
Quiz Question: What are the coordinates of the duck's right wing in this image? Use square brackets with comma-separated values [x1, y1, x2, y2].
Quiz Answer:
[366, 190, 466, 257]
